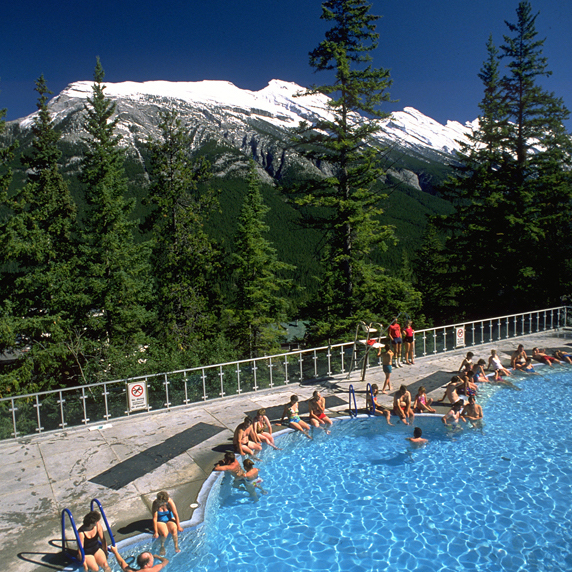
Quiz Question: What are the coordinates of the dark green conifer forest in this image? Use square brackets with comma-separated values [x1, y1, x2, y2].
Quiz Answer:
[0, 0, 570, 398]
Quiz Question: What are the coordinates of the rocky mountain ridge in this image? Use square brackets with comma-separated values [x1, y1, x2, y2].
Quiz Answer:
[7, 78, 474, 190]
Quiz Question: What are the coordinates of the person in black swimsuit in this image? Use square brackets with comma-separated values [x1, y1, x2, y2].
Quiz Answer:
[78, 511, 111, 572]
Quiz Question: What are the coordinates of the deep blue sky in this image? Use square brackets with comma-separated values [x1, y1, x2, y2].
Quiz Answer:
[2, 0, 571, 127]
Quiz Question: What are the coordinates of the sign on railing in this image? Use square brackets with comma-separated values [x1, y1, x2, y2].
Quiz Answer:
[0, 306, 569, 439]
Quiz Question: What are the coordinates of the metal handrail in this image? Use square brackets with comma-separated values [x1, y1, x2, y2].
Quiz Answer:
[1, 305, 569, 439]
[61, 508, 84, 564]
[348, 384, 358, 417]
[90, 498, 116, 547]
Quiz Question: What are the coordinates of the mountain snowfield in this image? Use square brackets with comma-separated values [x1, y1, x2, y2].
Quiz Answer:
[19, 78, 475, 159]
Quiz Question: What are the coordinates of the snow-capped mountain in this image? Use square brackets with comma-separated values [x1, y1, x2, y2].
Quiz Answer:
[7, 78, 474, 191]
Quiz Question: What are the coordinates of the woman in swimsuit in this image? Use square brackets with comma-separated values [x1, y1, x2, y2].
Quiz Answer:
[254, 409, 280, 449]
[279, 395, 312, 438]
[308, 390, 333, 433]
[402, 321, 415, 365]
[413, 386, 436, 413]
[77, 511, 111, 572]
[487, 349, 512, 378]
[152, 491, 183, 554]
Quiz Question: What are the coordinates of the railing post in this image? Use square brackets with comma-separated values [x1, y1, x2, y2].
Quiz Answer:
[327, 344, 332, 376]
[252, 360, 258, 391]
[442, 328, 447, 352]
[283, 356, 289, 384]
[236, 363, 242, 394]
[10, 398, 18, 438]
[298, 352, 304, 382]
[103, 383, 110, 420]
[57, 391, 67, 429]
[219, 365, 226, 397]
[340, 345, 346, 374]
[80, 387, 89, 425]
[34, 394, 44, 433]
[164, 373, 171, 409]
[183, 373, 189, 405]
[268, 357, 274, 388]
[201, 368, 208, 401]
[313, 349, 318, 378]
[422, 331, 427, 356]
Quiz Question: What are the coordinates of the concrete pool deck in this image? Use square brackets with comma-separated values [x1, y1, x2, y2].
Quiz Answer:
[3, 331, 571, 572]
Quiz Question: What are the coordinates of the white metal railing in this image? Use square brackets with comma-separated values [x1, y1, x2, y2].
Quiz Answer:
[0, 306, 569, 439]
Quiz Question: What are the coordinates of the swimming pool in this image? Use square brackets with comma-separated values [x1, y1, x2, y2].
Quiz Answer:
[119, 368, 572, 571]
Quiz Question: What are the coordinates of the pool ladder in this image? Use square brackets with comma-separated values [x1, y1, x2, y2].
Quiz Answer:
[61, 498, 116, 564]
[348, 383, 376, 418]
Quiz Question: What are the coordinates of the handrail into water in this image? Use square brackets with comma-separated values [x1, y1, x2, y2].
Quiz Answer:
[90, 498, 116, 547]
[348, 385, 357, 417]
[1, 305, 570, 439]
[61, 508, 84, 564]
[365, 383, 374, 415]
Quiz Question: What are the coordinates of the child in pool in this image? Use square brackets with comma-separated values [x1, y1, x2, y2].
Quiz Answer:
[406, 426, 428, 445]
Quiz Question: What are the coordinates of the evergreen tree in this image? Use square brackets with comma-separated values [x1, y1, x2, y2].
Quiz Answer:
[293, 0, 418, 340]
[424, 2, 572, 319]
[146, 109, 220, 354]
[0, 76, 79, 394]
[231, 161, 294, 357]
[78, 59, 152, 377]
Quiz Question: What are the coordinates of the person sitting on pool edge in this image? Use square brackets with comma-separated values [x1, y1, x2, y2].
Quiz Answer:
[406, 426, 427, 445]
[77, 510, 111, 572]
[308, 390, 333, 434]
[278, 395, 312, 439]
[413, 386, 436, 413]
[365, 384, 393, 425]
[233, 416, 263, 457]
[152, 491, 183, 554]
[110, 545, 168, 571]
[532, 347, 561, 367]
[393, 385, 414, 425]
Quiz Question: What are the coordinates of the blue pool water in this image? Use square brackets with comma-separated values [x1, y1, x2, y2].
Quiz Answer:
[121, 368, 572, 571]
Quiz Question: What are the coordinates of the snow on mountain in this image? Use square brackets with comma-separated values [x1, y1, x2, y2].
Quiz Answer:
[19, 78, 473, 159]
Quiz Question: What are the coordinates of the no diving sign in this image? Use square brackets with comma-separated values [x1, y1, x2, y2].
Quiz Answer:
[455, 327, 465, 348]
[127, 380, 148, 412]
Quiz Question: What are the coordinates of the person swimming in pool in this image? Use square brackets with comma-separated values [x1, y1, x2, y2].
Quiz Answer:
[279, 395, 312, 438]
[110, 546, 168, 571]
[406, 426, 428, 445]
[461, 394, 483, 427]
[442, 400, 466, 427]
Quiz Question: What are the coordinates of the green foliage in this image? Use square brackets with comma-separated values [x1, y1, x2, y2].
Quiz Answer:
[229, 161, 295, 357]
[146, 109, 222, 349]
[0, 76, 82, 395]
[76, 59, 152, 371]
[292, 0, 421, 341]
[423, 2, 572, 320]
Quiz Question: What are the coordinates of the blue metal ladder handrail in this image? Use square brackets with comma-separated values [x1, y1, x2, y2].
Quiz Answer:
[61, 498, 116, 564]
[61, 508, 84, 564]
[91, 498, 116, 547]
[348, 384, 358, 417]
[365, 383, 375, 416]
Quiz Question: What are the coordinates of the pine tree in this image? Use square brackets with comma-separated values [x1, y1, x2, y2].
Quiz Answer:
[293, 0, 416, 340]
[231, 161, 294, 357]
[0, 76, 79, 393]
[146, 109, 220, 353]
[424, 2, 572, 319]
[78, 59, 152, 377]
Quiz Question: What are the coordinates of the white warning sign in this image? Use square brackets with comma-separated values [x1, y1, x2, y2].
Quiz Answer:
[127, 380, 148, 412]
[455, 327, 465, 348]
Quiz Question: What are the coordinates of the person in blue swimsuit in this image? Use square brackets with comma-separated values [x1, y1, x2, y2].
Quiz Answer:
[279, 395, 312, 439]
[152, 491, 183, 554]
